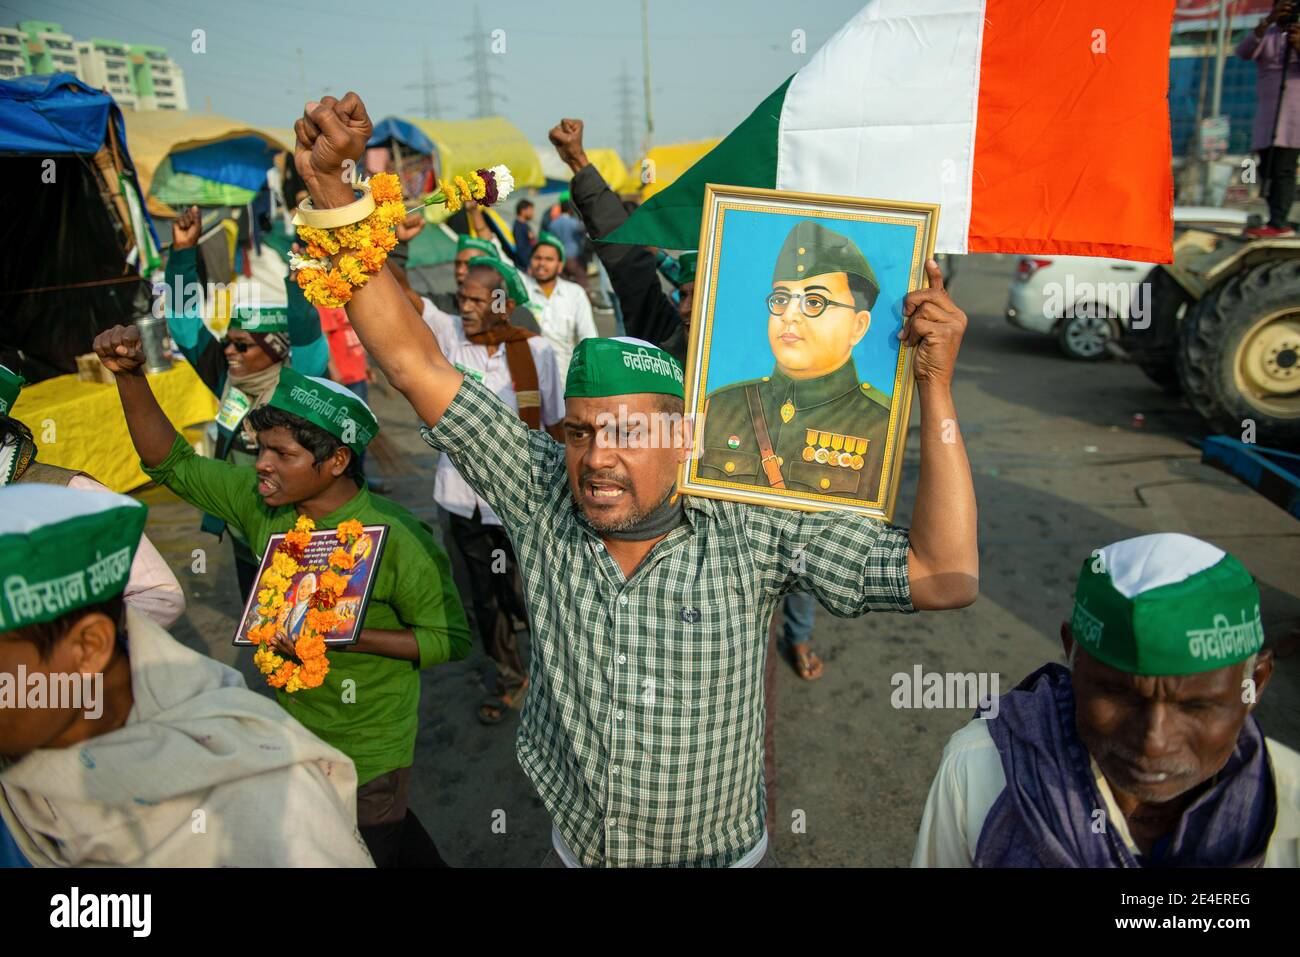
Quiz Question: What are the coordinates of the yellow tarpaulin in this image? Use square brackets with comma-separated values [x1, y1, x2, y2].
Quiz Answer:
[585, 148, 638, 194]
[11, 363, 218, 493]
[123, 110, 291, 205]
[639, 139, 721, 199]
[394, 115, 544, 193]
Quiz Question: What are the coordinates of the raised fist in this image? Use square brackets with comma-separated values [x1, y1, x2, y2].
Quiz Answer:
[93, 324, 147, 377]
[548, 118, 589, 173]
[172, 204, 201, 250]
[293, 92, 374, 209]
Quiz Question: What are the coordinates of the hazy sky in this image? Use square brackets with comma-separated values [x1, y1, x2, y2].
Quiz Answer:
[5, 0, 864, 154]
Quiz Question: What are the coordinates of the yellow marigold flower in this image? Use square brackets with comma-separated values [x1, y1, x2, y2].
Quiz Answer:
[299, 226, 339, 255]
[441, 179, 463, 214]
[338, 255, 366, 285]
[294, 515, 316, 533]
[468, 171, 486, 200]
[271, 551, 300, 577]
[254, 645, 284, 675]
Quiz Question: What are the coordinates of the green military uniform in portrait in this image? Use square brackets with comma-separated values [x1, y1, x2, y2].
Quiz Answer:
[699, 220, 895, 502]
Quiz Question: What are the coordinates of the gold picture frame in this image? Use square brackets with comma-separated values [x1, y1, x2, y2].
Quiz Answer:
[678, 184, 939, 522]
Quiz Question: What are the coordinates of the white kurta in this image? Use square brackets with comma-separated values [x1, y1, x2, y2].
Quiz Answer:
[911, 718, 1300, 867]
[420, 297, 565, 527]
[522, 274, 597, 375]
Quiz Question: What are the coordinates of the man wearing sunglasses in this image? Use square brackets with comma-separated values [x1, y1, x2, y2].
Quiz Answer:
[700, 220, 893, 501]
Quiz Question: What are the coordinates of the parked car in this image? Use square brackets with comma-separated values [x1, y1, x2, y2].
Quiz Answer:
[1005, 207, 1251, 360]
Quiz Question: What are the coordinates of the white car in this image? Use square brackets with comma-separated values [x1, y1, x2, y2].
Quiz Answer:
[1004, 207, 1251, 360]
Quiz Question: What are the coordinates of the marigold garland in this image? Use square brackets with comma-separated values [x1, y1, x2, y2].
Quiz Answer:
[248, 515, 371, 693]
[292, 165, 515, 309]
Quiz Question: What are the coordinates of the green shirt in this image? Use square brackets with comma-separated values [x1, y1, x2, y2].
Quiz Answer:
[422, 377, 914, 867]
[143, 434, 471, 786]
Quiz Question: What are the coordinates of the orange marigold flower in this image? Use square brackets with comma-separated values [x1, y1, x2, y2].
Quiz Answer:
[329, 547, 355, 570]
[356, 245, 387, 272]
[306, 609, 341, 636]
[298, 659, 329, 688]
[295, 632, 327, 661]
[320, 569, 350, 596]
[268, 661, 297, 688]
[337, 519, 365, 542]
[369, 172, 402, 204]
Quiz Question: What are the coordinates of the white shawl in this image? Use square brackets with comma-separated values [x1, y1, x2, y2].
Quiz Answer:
[0, 608, 373, 867]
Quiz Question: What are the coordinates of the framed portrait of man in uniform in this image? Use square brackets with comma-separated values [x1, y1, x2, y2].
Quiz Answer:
[679, 184, 939, 521]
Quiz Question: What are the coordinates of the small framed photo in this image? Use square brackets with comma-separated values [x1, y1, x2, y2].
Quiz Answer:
[233, 525, 388, 646]
[679, 184, 939, 521]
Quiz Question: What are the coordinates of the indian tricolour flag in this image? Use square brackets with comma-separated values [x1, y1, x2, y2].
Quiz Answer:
[610, 0, 1175, 262]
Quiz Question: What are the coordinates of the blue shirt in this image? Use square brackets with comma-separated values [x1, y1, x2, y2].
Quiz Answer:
[512, 220, 534, 270]
[548, 214, 583, 261]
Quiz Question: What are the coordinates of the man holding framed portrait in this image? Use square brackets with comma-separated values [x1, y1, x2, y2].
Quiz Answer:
[292, 91, 977, 867]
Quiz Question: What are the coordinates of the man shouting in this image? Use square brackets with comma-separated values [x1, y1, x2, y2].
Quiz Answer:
[293, 92, 979, 867]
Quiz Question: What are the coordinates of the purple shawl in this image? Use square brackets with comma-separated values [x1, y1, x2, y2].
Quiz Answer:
[972, 664, 1275, 868]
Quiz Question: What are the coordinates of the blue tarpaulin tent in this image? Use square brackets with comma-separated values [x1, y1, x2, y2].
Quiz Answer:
[0, 73, 160, 380]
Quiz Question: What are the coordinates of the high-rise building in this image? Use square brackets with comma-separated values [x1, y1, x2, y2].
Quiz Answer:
[20, 20, 79, 75]
[0, 26, 27, 79]
[77, 38, 138, 109]
[128, 43, 187, 111]
[5, 21, 187, 112]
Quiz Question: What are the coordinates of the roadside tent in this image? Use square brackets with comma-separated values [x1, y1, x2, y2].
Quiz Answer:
[639, 138, 721, 200]
[123, 109, 290, 215]
[0, 73, 159, 381]
[586, 148, 638, 195]
[369, 114, 545, 206]
[534, 144, 636, 193]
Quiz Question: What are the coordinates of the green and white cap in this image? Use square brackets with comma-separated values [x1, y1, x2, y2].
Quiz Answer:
[466, 255, 531, 307]
[0, 484, 146, 630]
[230, 305, 290, 334]
[0, 363, 24, 414]
[565, 336, 685, 399]
[267, 366, 379, 456]
[1071, 533, 1263, 676]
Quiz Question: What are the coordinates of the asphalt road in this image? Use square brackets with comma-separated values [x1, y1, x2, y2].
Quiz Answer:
[142, 253, 1299, 867]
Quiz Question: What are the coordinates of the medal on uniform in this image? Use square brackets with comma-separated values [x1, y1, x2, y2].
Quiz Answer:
[780, 401, 795, 423]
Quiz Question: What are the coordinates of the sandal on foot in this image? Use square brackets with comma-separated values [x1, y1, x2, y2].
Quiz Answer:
[791, 643, 824, 681]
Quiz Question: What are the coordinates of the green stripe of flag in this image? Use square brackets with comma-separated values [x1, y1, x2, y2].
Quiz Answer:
[604, 76, 792, 251]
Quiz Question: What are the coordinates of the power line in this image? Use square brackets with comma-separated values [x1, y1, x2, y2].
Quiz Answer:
[403, 47, 442, 118]
[465, 4, 503, 118]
